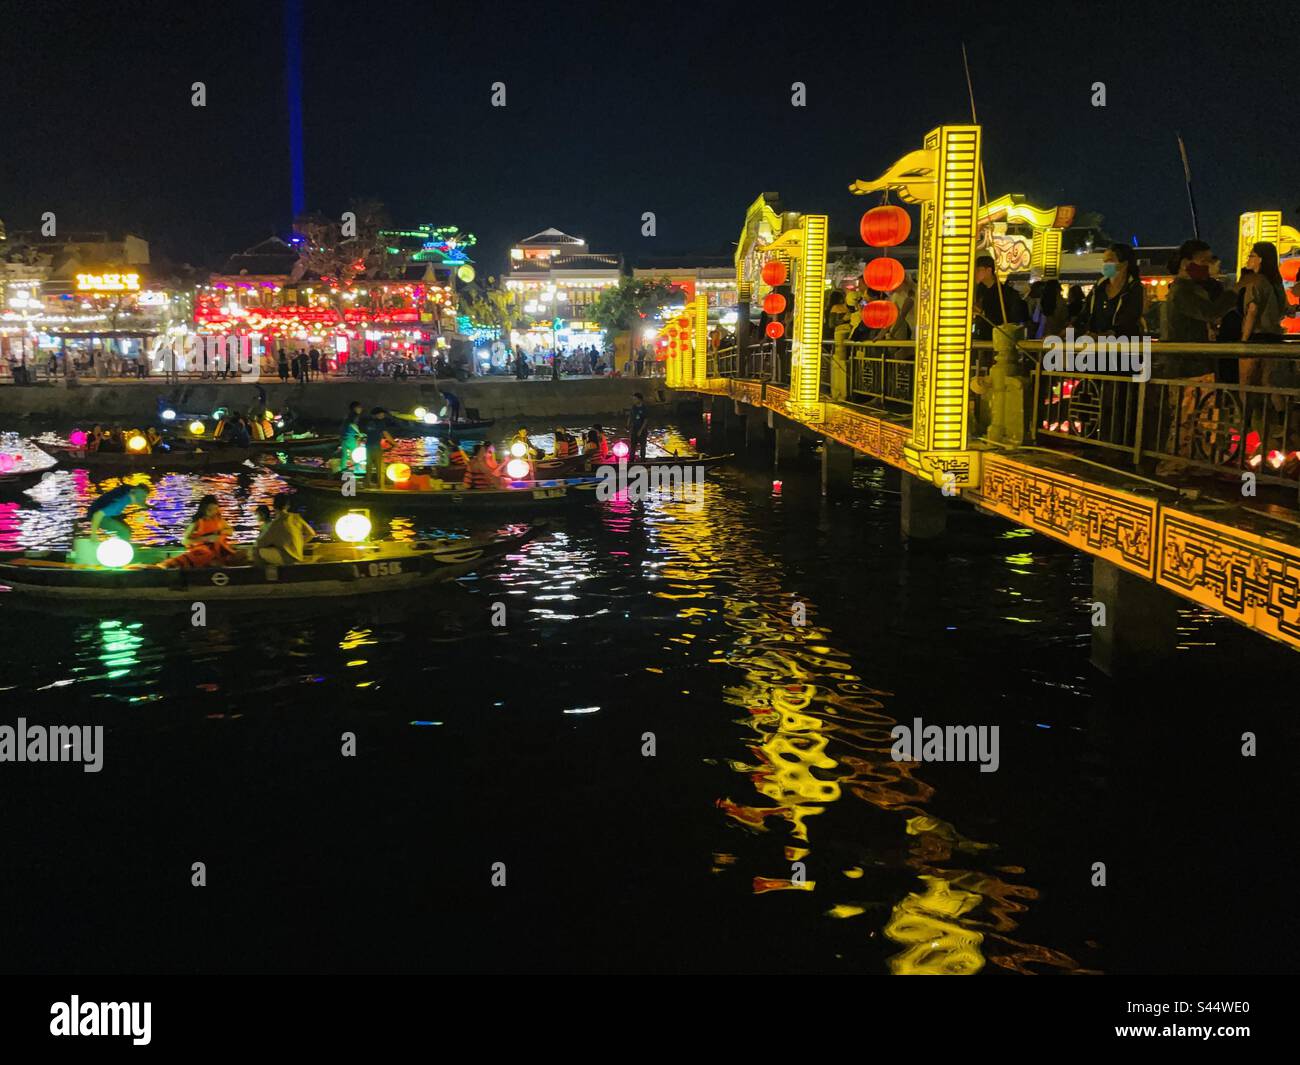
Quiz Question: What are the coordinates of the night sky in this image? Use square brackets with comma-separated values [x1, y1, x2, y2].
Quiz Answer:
[1, 0, 1293, 271]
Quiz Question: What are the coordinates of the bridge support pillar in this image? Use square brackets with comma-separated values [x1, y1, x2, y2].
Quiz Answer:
[743, 406, 769, 451]
[774, 423, 800, 466]
[821, 440, 854, 495]
[1090, 558, 1180, 677]
[900, 474, 947, 541]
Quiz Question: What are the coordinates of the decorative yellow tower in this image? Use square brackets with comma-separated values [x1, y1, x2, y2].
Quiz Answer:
[850, 124, 983, 488]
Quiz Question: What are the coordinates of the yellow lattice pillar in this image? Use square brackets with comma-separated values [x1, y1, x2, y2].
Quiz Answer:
[692, 293, 708, 386]
[850, 124, 983, 489]
[1238, 211, 1281, 277]
[789, 214, 827, 420]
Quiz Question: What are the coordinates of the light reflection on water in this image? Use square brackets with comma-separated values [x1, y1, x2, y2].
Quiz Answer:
[0, 421, 1278, 972]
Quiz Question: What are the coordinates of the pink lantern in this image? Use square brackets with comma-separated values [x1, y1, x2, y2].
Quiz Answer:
[69, 430, 88, 447]
[772, 480, 783, 494]
[0, 454, 14, 473]
[612, 440, 630, 459]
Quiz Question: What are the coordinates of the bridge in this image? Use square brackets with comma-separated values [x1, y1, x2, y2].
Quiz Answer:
[665, 124, 1300, 672]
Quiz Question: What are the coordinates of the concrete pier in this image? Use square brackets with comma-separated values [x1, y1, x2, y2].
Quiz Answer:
[1090, 557, 1180, 677]
[899, 474, 947, 541]
[821, 440, 855, 495]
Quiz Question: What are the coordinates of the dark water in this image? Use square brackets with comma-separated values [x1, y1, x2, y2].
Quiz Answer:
[1, 421, 1297, 974]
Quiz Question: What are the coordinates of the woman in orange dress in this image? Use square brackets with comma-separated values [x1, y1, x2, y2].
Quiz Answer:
[159, 495, 240, 569]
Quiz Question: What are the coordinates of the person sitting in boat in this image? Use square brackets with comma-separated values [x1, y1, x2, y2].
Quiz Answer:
[463, 442, 502, 489]
[159, 495, 239, 570]
[553, 429, 576, 458]
[145, 427, 165, 451]
[511, 428, 543, 461]
[223, 412, 252, 448]
[582, 428, 607, 461]
[446, 438, 469, 472]
[252, 493, 315, 565]
[87, 484, 150, 541]
[85, 424, 105, 453]
[97, 428, 123, 453]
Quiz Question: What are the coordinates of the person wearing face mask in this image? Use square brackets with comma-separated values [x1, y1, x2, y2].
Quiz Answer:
[1079, 244, 1146, 337]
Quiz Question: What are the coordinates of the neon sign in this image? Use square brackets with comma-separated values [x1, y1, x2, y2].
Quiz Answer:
[77, 273, 141, 292]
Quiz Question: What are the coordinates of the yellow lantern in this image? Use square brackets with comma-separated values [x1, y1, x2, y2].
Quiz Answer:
[334, 513, 372, 542]
[126, 434, 147, 452]
[189, 420, 206, 436]
[386, 462, 411, 483]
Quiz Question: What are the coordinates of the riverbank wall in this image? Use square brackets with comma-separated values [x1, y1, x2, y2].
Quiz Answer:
[0, 377, 692, 426]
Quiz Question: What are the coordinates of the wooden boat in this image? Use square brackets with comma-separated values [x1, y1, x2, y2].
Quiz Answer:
[388, 412, 495, 437]
[0, 442, 58, 490]
[283, 470, 597, 511]
[43, 442, 258, 471]
[169, 429, 340, 453]
[535, 452, 733, 476]
[0, 527, 539, 601]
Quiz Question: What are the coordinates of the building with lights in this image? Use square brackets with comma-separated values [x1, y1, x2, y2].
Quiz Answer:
[506, 228, 622, 352]
[0, 230, 189, 378]
[196, 226, 474, 368]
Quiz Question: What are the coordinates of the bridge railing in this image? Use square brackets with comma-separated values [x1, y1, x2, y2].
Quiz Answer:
[705, 332, 1300, 493]
[1012, 339, 1300, 491]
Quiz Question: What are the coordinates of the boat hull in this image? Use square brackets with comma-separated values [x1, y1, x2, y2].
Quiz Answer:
[0, 531, 537, 601]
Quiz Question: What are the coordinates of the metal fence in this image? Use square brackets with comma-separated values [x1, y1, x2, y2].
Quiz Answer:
[705, 332, 1300, 493]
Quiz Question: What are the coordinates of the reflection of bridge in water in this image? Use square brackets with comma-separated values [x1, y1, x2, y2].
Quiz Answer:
[666, 127, 1300, 670]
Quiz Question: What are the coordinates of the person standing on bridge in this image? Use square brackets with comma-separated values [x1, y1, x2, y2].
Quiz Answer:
[972, 255, 1028, 341]
[1078, 244, 1146, 337]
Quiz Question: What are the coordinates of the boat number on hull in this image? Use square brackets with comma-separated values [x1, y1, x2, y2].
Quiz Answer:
[210, 571, 229, 586]
[351, 561, 404, 578]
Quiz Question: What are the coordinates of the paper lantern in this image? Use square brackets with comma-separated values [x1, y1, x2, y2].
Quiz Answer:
[161, 408, 176, 421]
[761, 261, 787, 287]
[510, 440, 528, 458]
[505, 458, 531, 479]
[350, 445, 367, 465]
[335, 513, 371, 542]
[860, 301, 899, 329]
[423, 411, 438, 424]
[457, 264, 476, 283]
[864, 257, 905, 292]
[612, 440, 630, 459]
[765, 321, 785, 339]
[69, 430, 88, 447]
[386, 462, 411, 483]
[126, 434, 147, 452]
[96, 537, 134, 568]
[762, 293, 787, 315]
[0, 454, 13, 473]
[860, 206, 911, 248]
[189, 420, 205, 436]
[1282, 259, 1300, 283]
[413, 407, 427, 419]
[676, 317, 690, 328]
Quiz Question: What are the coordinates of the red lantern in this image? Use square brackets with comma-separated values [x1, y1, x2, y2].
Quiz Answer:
[676, 317, 690, 328]
[860, 206, 911, 248]
[860, 301, 898, 329]
[863, 257, 904, 293]
[762, 292, 787, 315]
[765, 321, 785, 339]
[1281, 258, 1300, 283]
[761, 260, 787, 287]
